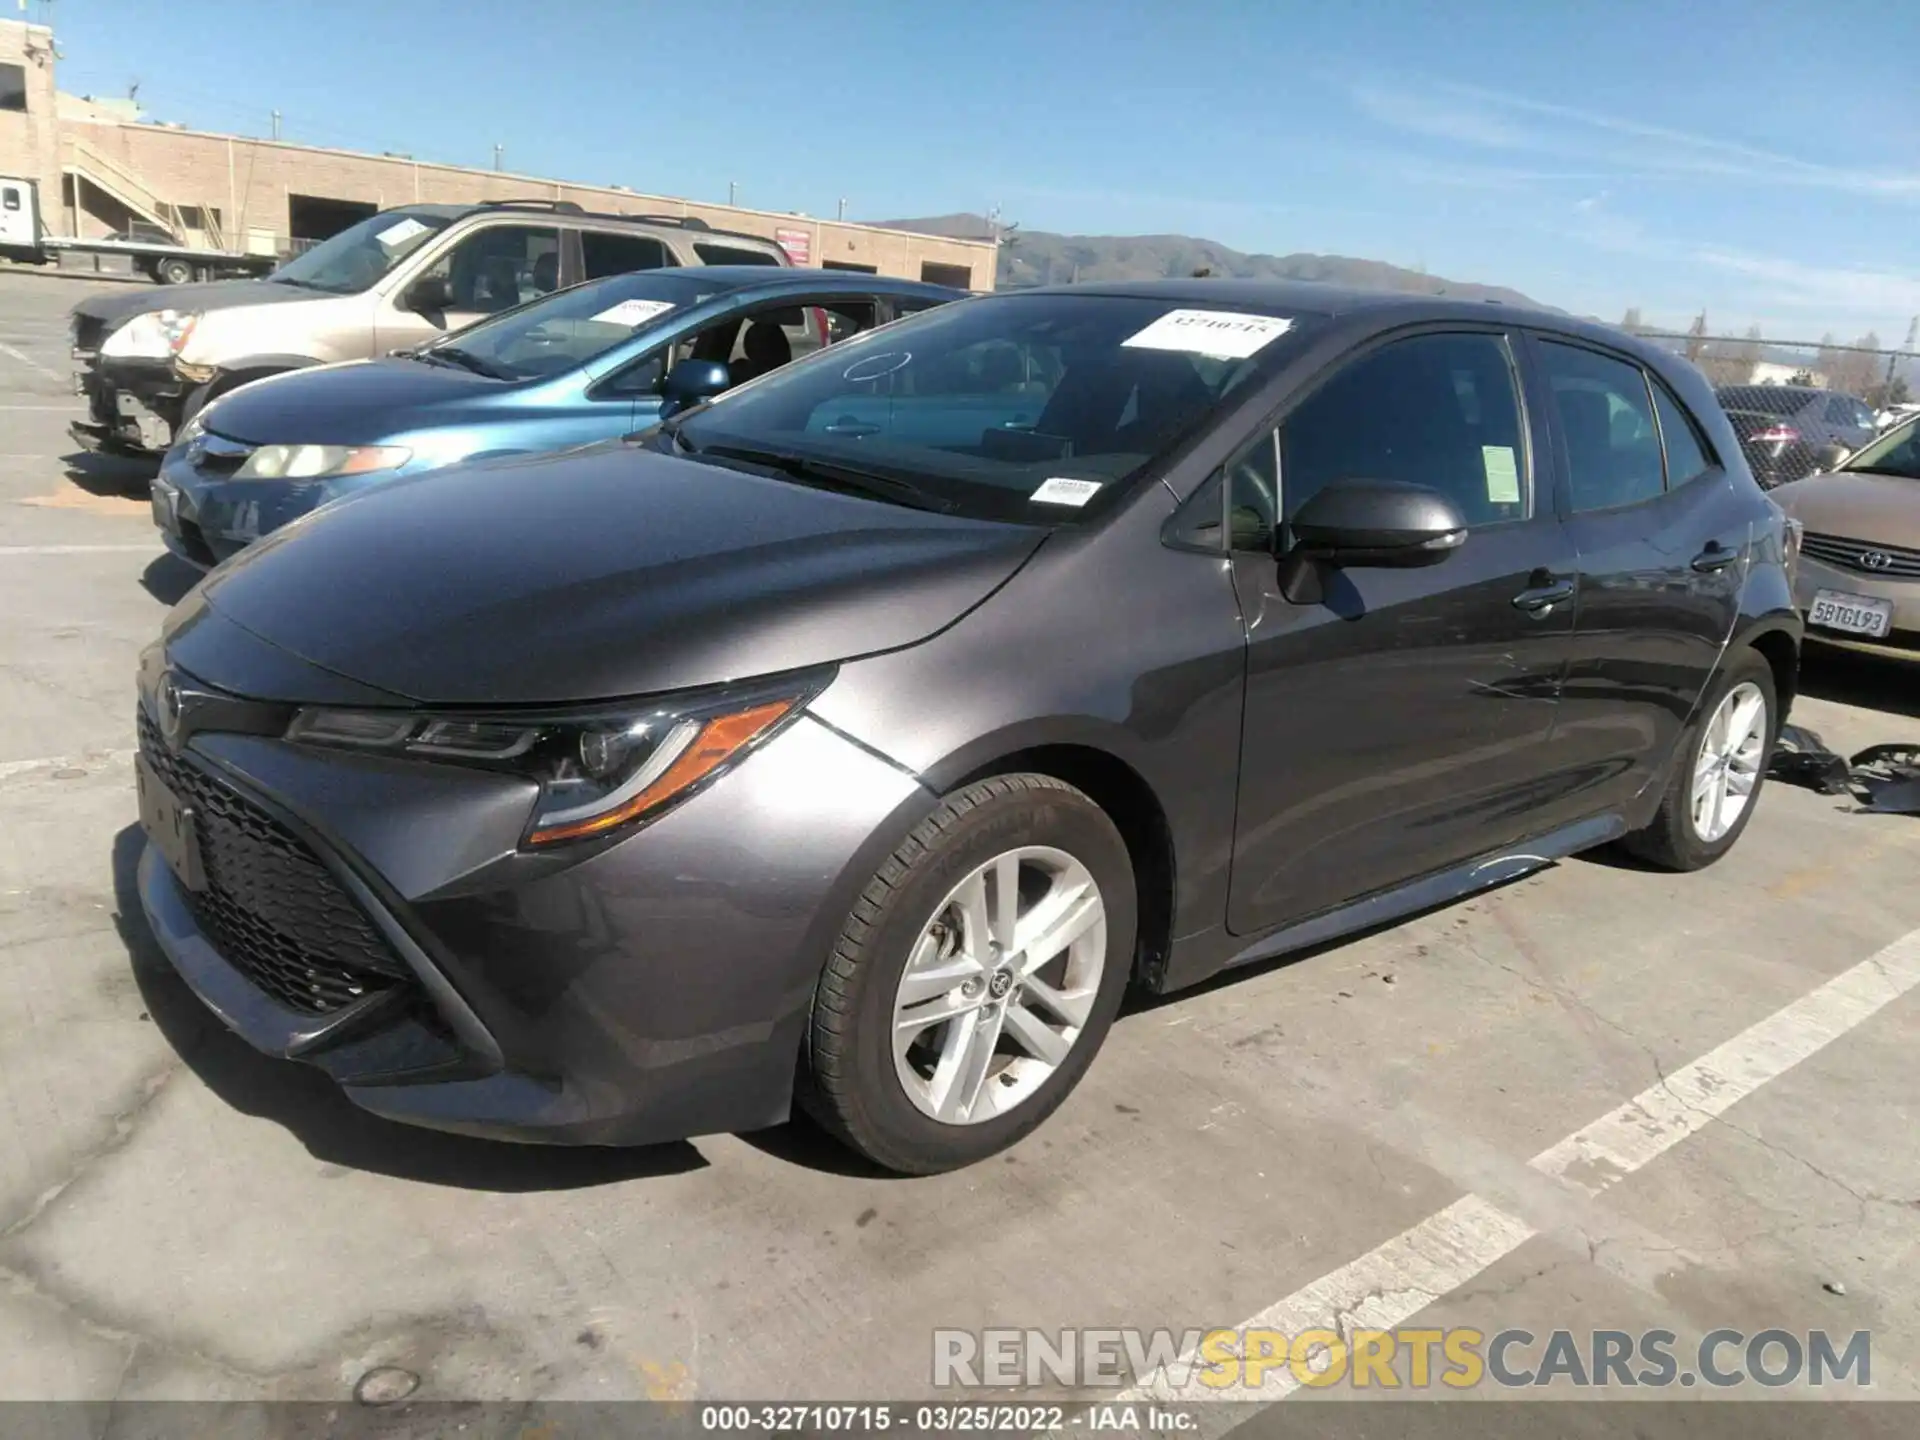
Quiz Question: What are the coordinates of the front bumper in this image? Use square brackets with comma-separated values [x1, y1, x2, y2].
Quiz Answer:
[133, 663, 930, 1146]
[152, 448, 362, 569]
[71, 354, 188, 455]
[1791, 552, 1919, 660]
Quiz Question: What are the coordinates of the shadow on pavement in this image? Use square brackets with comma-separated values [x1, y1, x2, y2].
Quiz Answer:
[733, 1110, 905, 1180]
[61, 447, 155, 498]
[140, 552, 201, 607]
[109, 824, 708, 1191]
[1797, 643, 1920, 721]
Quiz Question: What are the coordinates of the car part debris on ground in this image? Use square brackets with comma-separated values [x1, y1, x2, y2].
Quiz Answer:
[1769, 725, 1920, 814]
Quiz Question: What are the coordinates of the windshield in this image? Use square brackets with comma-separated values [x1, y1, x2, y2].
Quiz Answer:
[421, 272, 724, 381]
[1716, 386, 1811, 417]
[269, 209, 455, 295]
[672, 293, 1306, 523]
[1840, 417, 1920, 479]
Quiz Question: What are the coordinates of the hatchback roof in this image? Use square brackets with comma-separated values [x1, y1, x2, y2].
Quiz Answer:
[1006, 276, 1567, 324]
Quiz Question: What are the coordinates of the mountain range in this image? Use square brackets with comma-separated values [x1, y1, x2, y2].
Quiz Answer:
[876, 213, 1539, 306]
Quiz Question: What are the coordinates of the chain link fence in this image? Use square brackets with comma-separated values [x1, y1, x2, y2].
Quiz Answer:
[1627, 326, 1919, 487]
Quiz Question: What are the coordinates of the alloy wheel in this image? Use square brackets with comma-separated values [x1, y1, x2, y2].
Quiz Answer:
[1690, 680, 1768, 843]
[890, 846, 1107, 1125]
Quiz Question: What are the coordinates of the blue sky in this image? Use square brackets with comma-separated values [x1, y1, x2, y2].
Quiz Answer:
[38, 0, 1920, 342]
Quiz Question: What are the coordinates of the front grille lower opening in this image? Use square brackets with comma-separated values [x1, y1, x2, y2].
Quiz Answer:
[138, 709, 412, 1017]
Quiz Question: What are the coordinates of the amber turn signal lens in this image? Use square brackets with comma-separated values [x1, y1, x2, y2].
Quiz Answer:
[525, 699, 796, 845]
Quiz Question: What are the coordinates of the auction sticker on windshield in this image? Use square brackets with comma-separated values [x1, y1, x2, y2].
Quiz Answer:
[1031, 477, 1103, 507]
[1123, 309, 1293, 360]
[376, 217, 430, 249]
[591, 298, 677, 328]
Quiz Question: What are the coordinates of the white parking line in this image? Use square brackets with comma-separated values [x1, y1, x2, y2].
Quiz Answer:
[1120, 923, 1920, 1405]
[0, 342, 60, 381]
[0, 544, 161, 556]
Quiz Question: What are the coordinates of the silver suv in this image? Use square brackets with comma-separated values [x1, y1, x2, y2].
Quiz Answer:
[70, 200, 789, 455]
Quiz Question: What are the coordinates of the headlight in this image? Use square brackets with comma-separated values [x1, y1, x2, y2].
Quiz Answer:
[174, 412, 206, 449]
[101, 309, 199, 359]
[235, 443, 411, 480]
[283, 673, 828, 846]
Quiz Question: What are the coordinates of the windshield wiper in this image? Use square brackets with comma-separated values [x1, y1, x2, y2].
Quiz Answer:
[1840, 465, 1920, 480]
[698, 442, 952, 512]
[423, 346, 509, 380]
[269, 276, 340, 292]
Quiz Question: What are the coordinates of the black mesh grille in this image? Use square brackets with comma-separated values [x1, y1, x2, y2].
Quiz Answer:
[138, 709, 409, 1016]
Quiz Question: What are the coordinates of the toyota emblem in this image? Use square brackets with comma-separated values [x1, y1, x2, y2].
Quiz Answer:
[157, 672, 185, 749]
[1859, 550, 1893, 571]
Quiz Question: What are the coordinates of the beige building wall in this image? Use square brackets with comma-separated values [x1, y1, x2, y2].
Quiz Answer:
[0, 22, 61, 213]
[5, 17, 993, 288]
[56, 114, 995, 288]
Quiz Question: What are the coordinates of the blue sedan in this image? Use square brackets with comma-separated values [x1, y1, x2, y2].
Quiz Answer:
[150, 267, 961, 567]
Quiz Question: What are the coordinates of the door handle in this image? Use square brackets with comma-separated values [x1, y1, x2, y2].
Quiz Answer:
[1511, 576, 1575, 615]
[1691, 542, 1741, 573]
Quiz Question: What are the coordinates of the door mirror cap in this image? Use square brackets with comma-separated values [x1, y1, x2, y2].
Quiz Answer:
[403, 275, 454, 314]
[1290, 478, 1468, 565]
[1279, 479, 1467, 605]
[659, 358, 732, 418]
[1814, 441, 1850, 471]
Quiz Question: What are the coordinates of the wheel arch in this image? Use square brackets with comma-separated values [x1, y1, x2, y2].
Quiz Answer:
[940, 739, 1178, 992]
[1731, 612, 1802, 728]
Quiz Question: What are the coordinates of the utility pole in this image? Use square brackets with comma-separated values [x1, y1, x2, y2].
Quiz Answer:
[836, 197, 846, 221]
[727, 180, 738, 206]
[492, 144, 504, 172]
[270, 109, 281, 141]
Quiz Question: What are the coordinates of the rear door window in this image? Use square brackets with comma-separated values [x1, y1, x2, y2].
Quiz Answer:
[581, 231, 671, 279]
[1651, 384, 1714, 488]
[1537, 341, 1665, 512]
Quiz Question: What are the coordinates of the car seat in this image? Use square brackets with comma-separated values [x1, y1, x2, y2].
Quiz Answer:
[730, 321, 793, 385]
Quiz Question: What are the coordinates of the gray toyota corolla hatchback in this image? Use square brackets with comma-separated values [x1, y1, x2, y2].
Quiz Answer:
[135, 281, 1801, 1173]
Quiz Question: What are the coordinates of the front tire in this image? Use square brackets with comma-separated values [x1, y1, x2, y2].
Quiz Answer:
[157, 258, 194, 285]
[1621, 648, 1777, 871]
[803, 774, 1136, 1174]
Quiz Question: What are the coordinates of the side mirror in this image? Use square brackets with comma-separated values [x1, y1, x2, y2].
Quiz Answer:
[659, 358, 732, 418]
[1814, 441, 1850, 472]
[1278, 479, 1467, 604]
[403, 275, 454, 314]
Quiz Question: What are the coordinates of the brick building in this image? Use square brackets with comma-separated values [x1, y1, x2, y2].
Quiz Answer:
[0, 18, 994, 289]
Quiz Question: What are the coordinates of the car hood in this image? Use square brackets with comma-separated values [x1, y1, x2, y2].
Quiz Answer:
[193, 444, 1047, 704]
[73, 277, 317, 331]
[206, 359, 498, 445]
[1772, 469, 1920, 548]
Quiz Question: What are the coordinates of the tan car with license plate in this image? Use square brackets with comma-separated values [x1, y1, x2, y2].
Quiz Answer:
[1770, 415, 1920, 661]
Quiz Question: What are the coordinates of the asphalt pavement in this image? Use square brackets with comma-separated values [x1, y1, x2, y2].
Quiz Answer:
[1, 270, 1916, 1414]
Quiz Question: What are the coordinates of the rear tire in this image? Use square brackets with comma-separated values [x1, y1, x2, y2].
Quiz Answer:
[803, 774, 1136, 1174]
[1620, 647, 1777, 872]
[157, 258, 194, 285]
